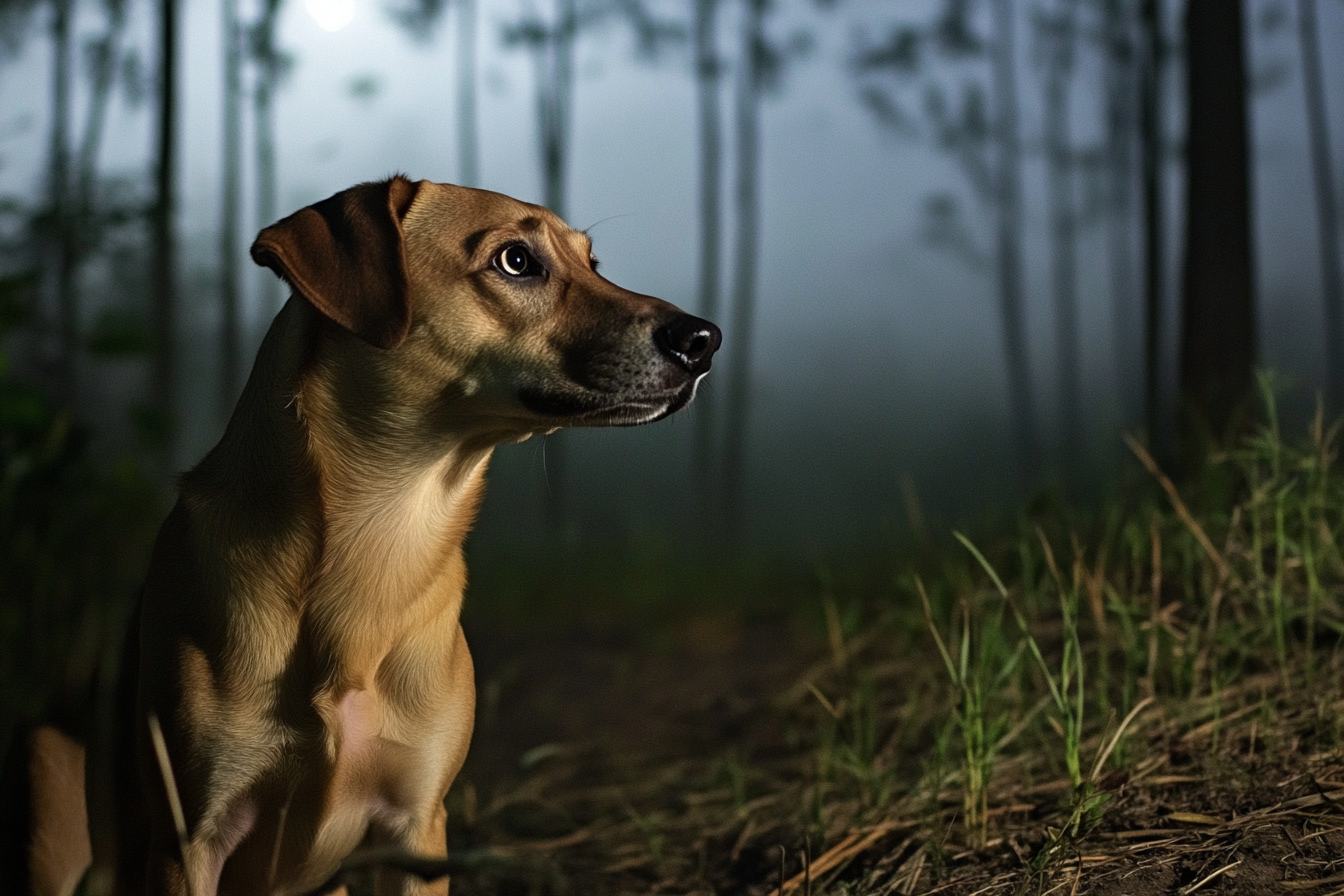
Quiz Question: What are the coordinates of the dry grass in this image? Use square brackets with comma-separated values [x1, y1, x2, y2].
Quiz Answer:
[439, 389, 1344, 896]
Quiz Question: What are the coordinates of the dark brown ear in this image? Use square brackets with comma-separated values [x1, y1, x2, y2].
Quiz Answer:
[250, 176, 421, 350]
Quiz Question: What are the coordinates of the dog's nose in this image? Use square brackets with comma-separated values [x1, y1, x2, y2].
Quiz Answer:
[654, 315, 722, 375]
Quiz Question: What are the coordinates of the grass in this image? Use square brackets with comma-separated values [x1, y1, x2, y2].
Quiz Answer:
[6, 380, 1344, 896]
[442, 387, 1344, 895]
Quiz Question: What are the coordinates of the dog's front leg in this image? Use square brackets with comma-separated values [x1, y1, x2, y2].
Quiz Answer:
[371, 803, 451, 896]
[142, 839, 217, 896]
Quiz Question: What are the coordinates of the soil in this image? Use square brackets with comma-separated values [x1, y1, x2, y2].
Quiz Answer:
[441, 612, 1344, 896]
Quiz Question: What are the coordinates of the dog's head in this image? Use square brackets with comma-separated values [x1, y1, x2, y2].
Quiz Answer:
[251, 176, 720, 435]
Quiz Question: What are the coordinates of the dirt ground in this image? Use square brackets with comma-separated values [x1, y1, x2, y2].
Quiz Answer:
[442, 612, 1344, 896]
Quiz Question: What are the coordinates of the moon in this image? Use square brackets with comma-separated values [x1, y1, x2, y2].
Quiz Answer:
[306, 0, 355, 32]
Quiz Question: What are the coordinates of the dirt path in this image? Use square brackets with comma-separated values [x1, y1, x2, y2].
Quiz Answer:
[445, 615, 1344, 896]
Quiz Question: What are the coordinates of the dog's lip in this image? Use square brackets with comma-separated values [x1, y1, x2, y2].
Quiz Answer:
[517, 385, 687, 424]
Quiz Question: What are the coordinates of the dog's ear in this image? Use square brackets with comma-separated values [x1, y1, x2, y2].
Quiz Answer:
[250, 176, 421, 350]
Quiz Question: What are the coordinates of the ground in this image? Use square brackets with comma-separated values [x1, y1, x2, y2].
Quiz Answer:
[433, 608, 1344, 896]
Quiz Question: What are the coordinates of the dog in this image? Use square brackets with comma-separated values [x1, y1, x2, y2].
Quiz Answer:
[10, 176, 720, 896]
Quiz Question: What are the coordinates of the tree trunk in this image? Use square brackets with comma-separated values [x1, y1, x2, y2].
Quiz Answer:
[254, 0, 282, 313]
[1180, 0, 1254, 445]
[1043, 0, 1081, 475]
[220, 0, 243, 416]
[1104, 0, 1140, 431]
[48, 0, 74, 399]
[535, 0, 578, 526]
[692, 0, 722, 519]
[1295, 0, 1344, 410]
[456, 0, 479, 186]
[75, 1, 127, 228]
[1139, 0, 1165, 450]
[151, 0, 179, 455]
[989, 0, 1037, 480]
[721, 0, 763, 526]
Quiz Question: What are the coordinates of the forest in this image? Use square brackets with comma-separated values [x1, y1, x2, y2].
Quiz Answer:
[3, 0, 1344, 893]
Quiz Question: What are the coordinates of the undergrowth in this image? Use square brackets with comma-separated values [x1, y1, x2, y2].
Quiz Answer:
[444, 384, 1344, 896]
[5, 368, 1344, 896]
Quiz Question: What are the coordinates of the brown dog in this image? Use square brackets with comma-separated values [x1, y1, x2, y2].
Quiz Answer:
[17, 176, 719, 896]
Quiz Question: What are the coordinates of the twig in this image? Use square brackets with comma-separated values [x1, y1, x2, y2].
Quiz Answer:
[1090, 697, 1155, 782]
[1125, 434, 1234, 585]
[147, 713, 196, 896]
[1178, 858, 1242, 894]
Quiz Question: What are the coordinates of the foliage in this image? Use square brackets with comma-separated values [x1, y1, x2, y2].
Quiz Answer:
[0, 290, 162, 740]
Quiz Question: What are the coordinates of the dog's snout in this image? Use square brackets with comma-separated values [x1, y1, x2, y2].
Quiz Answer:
[654, 315, 722, 375]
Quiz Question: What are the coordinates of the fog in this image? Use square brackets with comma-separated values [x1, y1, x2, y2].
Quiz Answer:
[2, 0, 1342, 551]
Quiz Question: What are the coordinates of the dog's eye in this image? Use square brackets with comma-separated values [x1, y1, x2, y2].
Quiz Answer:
[494, 244, 543, 278]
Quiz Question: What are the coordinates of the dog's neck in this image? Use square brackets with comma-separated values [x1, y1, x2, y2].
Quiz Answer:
[186, 299, 492, 671]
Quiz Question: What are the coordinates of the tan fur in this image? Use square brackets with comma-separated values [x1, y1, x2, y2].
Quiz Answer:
[26, 727, 91, 896]
[19, 178, 717, 896]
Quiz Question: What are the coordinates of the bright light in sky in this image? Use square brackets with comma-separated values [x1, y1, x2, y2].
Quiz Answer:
[306, 0, 354, 32]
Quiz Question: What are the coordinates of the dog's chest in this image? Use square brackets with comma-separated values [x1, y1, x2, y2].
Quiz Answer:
[222, 684, 460, 894]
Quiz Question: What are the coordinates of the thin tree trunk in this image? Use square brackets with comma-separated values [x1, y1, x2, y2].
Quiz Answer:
[1104, 0, 1140, 430]
[692, 0, 722, 518]
[1180, 0, 1254, 445]
[990, 0, 1037, 479]
[75, 3, 127, 225]
[151, 0, 179, 454]
[721, 0, 763, 526]
[542, 0, 576, 218]
[254, 0, 282, 312]
[456, 0, 479, 186]
[1296, 0, 1344, 410]
[48, 0, 74, 399]
[536, 0, 577, 526]
[64, 0, 128, 405]
[1139, 0, 1165, 450]
[220, 0, 243, 415]
[1044, 1, 1081, 475]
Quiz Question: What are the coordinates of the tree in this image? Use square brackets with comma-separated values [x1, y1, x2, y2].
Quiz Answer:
[149, 0, 180, 456]
[504, 0, 585, 526]
[691, 0, 723, 515]
[1038, 0, 1082, 473]
[502, 0, 679, 526]
[1138, 0, 1166, 449]
[1179, 0, 1254, 445]
[220, 0, 244, 414]
[47, 0, 74, 398]
[0, 0, 43, 58]
[66, 0, 133, 398]
[1295, 0, 1343, 410]
[385, 0, 481, 186]
[719, 0, 809, 525]
[74, 0, 131, 239]
[456, 0, 479, 186]
[1101, 0, 1141, 432]
[855, 0, 1039, 482]
[719, 0, 766, 524]
[988, 0, 1036, 479]
[249, 0, 288, 313]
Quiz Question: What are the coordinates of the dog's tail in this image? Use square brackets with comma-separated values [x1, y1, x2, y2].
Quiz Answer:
[0, 722, 93, 896]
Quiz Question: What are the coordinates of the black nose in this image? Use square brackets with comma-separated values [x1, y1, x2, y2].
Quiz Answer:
[654, 315, 722, 375]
